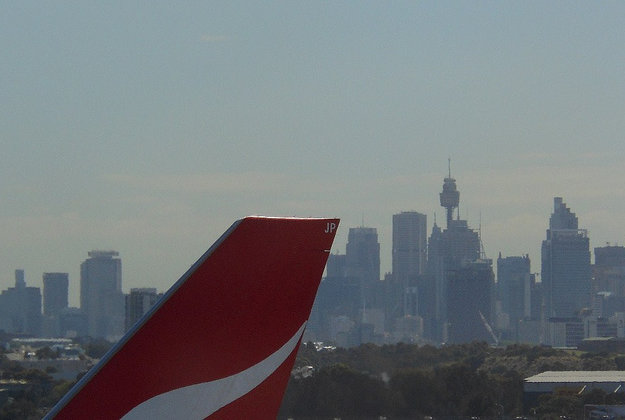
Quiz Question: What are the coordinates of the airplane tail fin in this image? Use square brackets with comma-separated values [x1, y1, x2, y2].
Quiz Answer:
[45, 216, 339, 419]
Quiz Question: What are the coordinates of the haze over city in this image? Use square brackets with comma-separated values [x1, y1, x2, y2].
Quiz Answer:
[2, 2, 625, 305]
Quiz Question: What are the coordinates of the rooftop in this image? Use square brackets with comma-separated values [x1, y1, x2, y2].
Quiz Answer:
[526, 371, 625, 384]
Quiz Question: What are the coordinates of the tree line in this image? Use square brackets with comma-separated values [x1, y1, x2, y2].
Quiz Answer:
[3, 339, 625, 418]
[278, 341, 625, 419]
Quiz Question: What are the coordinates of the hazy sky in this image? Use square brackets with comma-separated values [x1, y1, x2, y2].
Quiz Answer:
[2, 2, 625, 305]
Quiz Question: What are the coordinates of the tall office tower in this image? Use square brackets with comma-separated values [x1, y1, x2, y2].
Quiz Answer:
[447, 259, 495, 344]
[125, 288, 161, 332]
[529, 276, 542, 320]
[326, 253, 347, 278]
[345, 227, 381, 322]
[427, 172, 481, 342]
[80, 251, 125, 339]
[497, 254, 531, 338]
[426, 222, 444, 336]
[43, 272, 69, 316]
[593, 245, 625, 296]
[595, 246, 625, 267]
[0, 270, 42, 336]
[391, 211, 427, 320]
[541, 197, 591, 318]
[345, 227, 380, 286]
[392, 211, 427, 280]
[310, 253, 360, 342]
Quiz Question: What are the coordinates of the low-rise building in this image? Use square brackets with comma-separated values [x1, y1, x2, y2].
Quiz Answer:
[524, 371, 625, 409]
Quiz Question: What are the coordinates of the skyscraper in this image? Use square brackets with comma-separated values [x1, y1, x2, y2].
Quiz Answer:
[0, 270, 42, 336]
[427, 172, 482, 341]
[43, 272, 69, 317]
[591, 247, 625, 319]
[593, 245, 625, 296]
[125, 288, 161, 332]
[541, 197, 591, 318]
[497, 254, 531, 339]
[391, 211, 427, 321]
[392, 211, 427, 281]
[345, 226, 382, 318]
[326, 253, 347, 278]
[447, 259, 495, 344]
[80, 250, 125, 339]
[345, 227, 380, 286]
[310, 252, 360, 343]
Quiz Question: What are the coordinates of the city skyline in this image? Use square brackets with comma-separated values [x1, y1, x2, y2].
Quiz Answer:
[0, 193, 623, 346]
[1, 188, 620, 309]
[2, 2, 625, 305]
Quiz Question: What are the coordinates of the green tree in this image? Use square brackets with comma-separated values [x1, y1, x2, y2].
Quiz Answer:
[390, 367, 441, 417]
[35, 346, 58, 360]
[0, 398, 41, 420]
[83, 339, 113, 358]
[535, 389, 581, 420]
[281, 363, 390, 419]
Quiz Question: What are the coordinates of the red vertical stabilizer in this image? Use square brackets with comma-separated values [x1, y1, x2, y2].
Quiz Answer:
[45, 216, 340, 419]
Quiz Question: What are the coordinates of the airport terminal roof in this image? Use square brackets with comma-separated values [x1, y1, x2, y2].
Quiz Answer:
[525, 371, 625, 384]
[525, 371, 625, 394]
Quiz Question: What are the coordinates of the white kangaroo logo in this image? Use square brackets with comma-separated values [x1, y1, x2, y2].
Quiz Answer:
[121, 323, 306, 419]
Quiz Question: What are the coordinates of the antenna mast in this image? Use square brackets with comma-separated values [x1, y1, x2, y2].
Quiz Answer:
[479, 212, 487, 259]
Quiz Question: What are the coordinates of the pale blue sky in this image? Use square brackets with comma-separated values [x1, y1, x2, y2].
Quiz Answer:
[2, 2, 625, 305]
